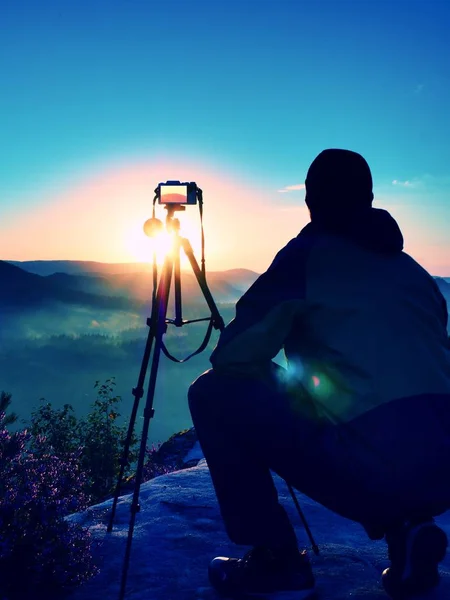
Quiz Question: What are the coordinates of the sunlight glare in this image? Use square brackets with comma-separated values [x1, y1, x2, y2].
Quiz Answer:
[177, 212, 202, 268]
[151, 231, 175, 264]
[122, 205, 204, 267]
[125, 222, 174, 265]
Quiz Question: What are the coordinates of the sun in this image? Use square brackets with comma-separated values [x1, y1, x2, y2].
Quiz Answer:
[124, 221, 174, 265]
[123, 212, 202, 267]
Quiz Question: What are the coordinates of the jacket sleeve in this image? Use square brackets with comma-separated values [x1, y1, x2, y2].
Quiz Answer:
[210, 233, 315, 376]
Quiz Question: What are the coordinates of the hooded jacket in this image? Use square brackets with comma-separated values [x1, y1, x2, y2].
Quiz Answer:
[210, 208, 450, 426]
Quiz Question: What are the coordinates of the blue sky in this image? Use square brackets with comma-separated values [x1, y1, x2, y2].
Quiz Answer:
[1, 0, 449, 273]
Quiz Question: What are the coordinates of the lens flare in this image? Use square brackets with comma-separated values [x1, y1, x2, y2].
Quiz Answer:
[312, 375, 320, 388]
[150, 231, 175, 264]
[125, 222, 174, 265]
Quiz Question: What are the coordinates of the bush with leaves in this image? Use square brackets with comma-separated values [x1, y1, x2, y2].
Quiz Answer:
[0, 391, 98, 600]
[81, 378, 138, 501]
[141, 442, 175, 481]
[28, 378, 138, 504]
[28, 401, 83, 457]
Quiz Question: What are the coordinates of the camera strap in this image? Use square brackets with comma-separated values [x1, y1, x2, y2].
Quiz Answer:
[198, 188, 206, 275]
[160, 318, 214, 363]
[149, 186, 215, 363]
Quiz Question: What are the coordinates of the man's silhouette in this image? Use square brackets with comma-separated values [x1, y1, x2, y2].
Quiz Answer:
[189, 149, 450, 599]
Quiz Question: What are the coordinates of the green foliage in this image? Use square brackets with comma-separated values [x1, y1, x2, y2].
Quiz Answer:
[141, 442, 173, 480]
[28, 378, 138, 504]
[0, 394, 98, 599]
[0, 391, 18, 428]
[29, 402, 83, 457]
[82, 378, 138, 501]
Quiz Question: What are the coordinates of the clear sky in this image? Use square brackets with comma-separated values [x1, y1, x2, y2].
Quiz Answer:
[1, 0, 449, 274]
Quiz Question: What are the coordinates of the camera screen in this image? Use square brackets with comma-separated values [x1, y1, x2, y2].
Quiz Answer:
[160, 184, 188, 204]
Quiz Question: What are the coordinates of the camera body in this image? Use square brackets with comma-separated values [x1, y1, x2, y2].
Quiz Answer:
[157, 181, 198, 205]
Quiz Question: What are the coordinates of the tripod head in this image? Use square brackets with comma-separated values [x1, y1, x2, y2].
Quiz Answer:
[144, 181, 205, 276]
[144, 180, 202, 240]
[165, 204, 185, 234]
[143, 204, 185, 238]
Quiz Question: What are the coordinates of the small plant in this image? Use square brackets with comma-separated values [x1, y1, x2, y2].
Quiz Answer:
[28, 378, 138, 504]
[140, 428, 199, 482]
[0, 393, 98, 600]
[81, 378, 138, 501]
[29, 401, 83, 457]
[0, 391, 18, 427]
[141, 442, 175, 481]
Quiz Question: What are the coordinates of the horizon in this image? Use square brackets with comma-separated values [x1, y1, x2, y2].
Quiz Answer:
[4, 258, 262, 274]
[1, 1, 449, 275]
[4, 258, 450, 280]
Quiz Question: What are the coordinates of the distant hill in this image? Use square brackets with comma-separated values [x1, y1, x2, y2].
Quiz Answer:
[435, 277, 450, 300]
[45, 271, 245, 304]
[435, 277, 450, 288]
[3, 259, 447, 308]
[0, 261, 256, 311]
[0, 261, 138, 310]
[6, 260, 258, 287]
[206, 269, 259, 291]
[6, 260, 154, 277]
[6, 260, 259, 285]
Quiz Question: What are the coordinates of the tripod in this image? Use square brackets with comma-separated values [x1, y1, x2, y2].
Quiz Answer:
[107, 203, 318, 600]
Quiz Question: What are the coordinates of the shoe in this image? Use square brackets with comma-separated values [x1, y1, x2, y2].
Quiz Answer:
[382, 520, 448, 599]
[208, 545, 316, 599]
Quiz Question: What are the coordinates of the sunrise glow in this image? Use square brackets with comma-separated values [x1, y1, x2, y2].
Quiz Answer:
[124, 222, 173, 265]
[1, 1, 449, 276]
[1, 154, 449, 276]
[0, 157, 310, 273]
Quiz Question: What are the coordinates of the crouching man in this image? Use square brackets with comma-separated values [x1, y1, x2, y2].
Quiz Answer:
[189, 149, 450, 599]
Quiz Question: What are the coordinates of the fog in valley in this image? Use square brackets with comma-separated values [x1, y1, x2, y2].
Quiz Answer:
[0, 260, 250, 444]
[1, 260, 449, 445]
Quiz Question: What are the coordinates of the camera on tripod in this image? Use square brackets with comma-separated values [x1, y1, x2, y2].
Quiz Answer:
[144, 181, 200, 238]
[109, 178, 315, 600]
[157, 181, 199, 206]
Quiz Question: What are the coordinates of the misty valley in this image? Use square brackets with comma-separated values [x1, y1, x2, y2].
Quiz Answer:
[1, 259, 449, 445]
[0, 260, 257, 444]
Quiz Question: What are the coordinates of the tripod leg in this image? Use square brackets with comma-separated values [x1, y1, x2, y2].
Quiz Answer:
[173, 236, 183, 326]
[118, 255, 174, 600]
[287, 483, 319, 555]
[107, 315, 157, 532]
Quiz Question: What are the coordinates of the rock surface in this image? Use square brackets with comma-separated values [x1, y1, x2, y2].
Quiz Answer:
[67, 455, 450, 600]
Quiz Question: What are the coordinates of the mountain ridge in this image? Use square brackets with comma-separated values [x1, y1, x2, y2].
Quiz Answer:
[5, 260, 260, 280]
[2, 260, 449, 310]
[0, 261, 257, 311]
[0, 260, 137, 310]
[6, 259, 449, 282]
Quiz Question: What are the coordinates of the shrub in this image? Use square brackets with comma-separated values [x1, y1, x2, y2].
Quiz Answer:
[28, 401, 83, 457]
[0, 394, 98, 600]
[28, 378, 138, 504]
[141, 442, 175, 481]
[80, 378, 138, 501]
[140, 428, 199, 482]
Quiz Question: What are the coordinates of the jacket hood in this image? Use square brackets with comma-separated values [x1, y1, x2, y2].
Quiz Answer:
[305, 207, 404, 254]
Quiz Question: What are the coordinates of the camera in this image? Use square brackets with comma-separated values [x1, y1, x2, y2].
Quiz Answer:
[157, 181, 198, 205]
